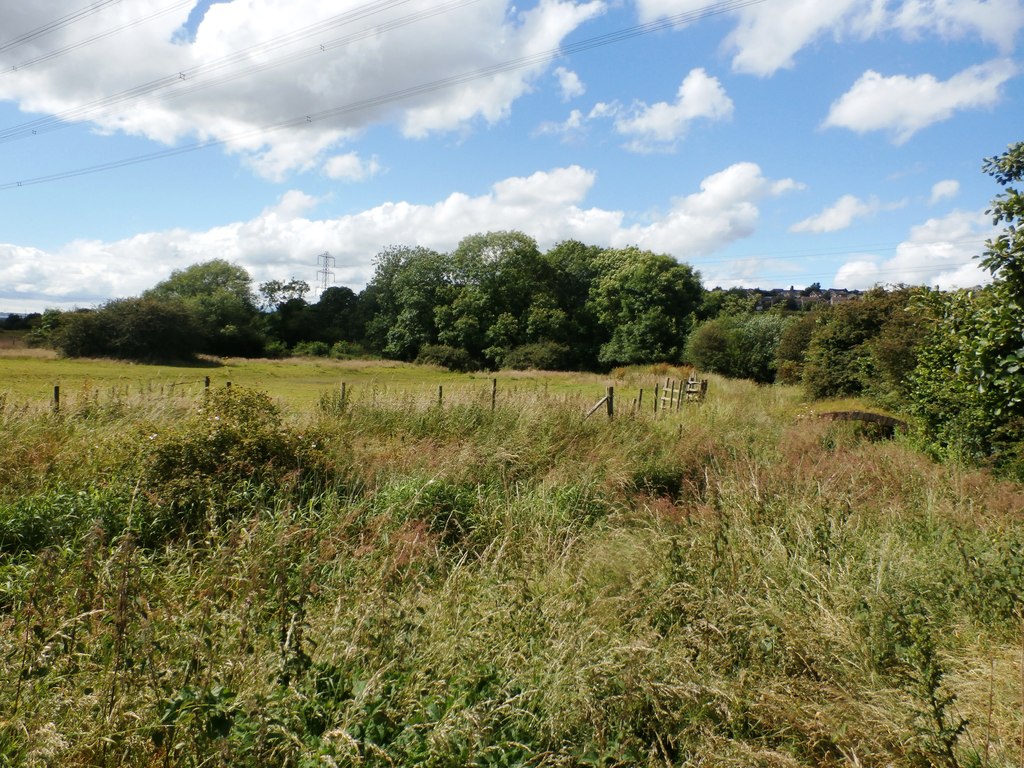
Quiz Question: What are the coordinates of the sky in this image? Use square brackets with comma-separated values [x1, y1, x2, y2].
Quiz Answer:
[0, 0, 1022, 313]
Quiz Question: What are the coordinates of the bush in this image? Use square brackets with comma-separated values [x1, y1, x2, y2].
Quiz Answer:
[292, 340, 331, 357]
[802, 287, 923, 400]
[54, 298, 203, 360]
[134, 387, 334, 541]
[502, 341, 571, 370]
[685, 314, 792, 383]
[415, 344, 479, 372]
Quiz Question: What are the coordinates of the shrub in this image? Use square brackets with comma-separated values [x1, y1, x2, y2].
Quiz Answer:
[134, 387, 334, 541]
[685, 313, 792, 383]
[292, 340, 331, 357]
[54, 298, 203, 360]
[502, 341, 571, 370]
[415, 344, 479, 372]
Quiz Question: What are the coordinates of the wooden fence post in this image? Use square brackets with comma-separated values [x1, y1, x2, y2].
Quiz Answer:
[53, 385, 60, 413]
[637, 388, 643, 412]
[491, 378, 497, 411]
[226, 381, 232, 389]
[204, 376, 210, 390]
[438, 385, 443, 408]
[606, 386, 614, 419]
[653, 383, 659, 414]
[341, 382, 347, 403]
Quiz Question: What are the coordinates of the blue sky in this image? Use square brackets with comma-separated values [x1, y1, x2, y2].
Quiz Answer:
[1, 0, 1021, 313]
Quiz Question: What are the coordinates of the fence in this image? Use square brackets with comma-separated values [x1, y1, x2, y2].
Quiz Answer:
[30, 373, 709, 421]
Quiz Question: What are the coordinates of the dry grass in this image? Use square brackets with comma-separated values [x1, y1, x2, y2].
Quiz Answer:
[0, 370, 1022, 766]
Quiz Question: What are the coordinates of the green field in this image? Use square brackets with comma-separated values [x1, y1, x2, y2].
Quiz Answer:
[0, 350, 638, 411]
[2, 355, 1022, 767]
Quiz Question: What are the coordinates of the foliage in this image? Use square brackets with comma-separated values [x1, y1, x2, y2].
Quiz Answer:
[415, 343, 479, 372]
[502, 341, 571, 371]
[133, 387, 333, 541]
[590, 247, 703, 366]
[53, 297, 203, 360]
[801, 287, 923, 401]
[774, 310, 819, 384]
[2, 372, 1023, 766]
[685, 313, 792, 383]
[145, 259, 264, 356]
[907, 143, 1024, 476]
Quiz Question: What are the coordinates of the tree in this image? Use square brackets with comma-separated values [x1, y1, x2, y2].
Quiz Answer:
[54, 298, 202, 360]
[801, 287, 922, 400]
[363, 245, 450, 359]
[974, 142, 1024, 417]
[909, 142, 1024, 474]
[685, 313, 793, 383]
[145, 260, 262, 356]
[589, 248, 703, 367]
[259, 279, 310, 312]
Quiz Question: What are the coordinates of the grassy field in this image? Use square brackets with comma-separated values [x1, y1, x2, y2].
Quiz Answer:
[0, 350, 638, 411]
[1, 356, 1022, 766]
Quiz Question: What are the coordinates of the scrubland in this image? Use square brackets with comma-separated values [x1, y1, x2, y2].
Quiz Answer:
[1, 364, 1022, 767]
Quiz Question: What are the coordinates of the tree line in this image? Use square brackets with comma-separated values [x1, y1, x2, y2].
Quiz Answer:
[6, 143, 1021, 475]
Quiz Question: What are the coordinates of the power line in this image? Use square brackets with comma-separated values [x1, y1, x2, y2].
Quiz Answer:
[3, 0, 196, 75]
[0, 0, 123, 54]
[0, 0, 431, 141]
[0, 0, 768, 189]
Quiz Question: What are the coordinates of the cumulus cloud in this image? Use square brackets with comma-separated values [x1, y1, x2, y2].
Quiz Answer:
[0, 162, 800, 311]
[323, 152, 381, 181]
[824, 60, 1017, 142]
[554, 66, 585, 100]
[612, 68, 733, 152]
[833, 208, 994, 289]
[930, 179, 960, 203]
[791, 194, 876, 233]
[0, 0, 606, 177]
[633, 0, 1024, 76]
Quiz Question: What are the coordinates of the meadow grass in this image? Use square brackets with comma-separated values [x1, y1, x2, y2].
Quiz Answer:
[1, 361, 1022, 766]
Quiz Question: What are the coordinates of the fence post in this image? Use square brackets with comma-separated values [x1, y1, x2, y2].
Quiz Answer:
[438, 384, 443, 408]
[226, 381, 232, 389]
[606, 386, 614, 419]
[653, 383, 659, 414]
[637, 388, 643, 412]
[204, 376, 210, 390]
[491, 378, 497, 411]
[341, 382, 347, 403]
[53, 385, 60, 413]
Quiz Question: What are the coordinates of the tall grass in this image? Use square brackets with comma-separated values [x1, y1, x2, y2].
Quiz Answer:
[1, 370, 1022, 766]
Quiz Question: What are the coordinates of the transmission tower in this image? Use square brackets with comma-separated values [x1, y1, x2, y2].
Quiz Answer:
[315, 251, 335, 298]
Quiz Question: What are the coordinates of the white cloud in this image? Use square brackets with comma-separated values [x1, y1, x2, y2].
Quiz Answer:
[609, 162, 802, 255]
[791, 194, 876, 233]
[0, 0, 606, 177]
[930, 179, 960, 203]
[534, 108, 586, 137]
[613, 68, 733, 152]
[323, 152, 381, 181]
[0, 162, 800, 310]
[633, 0, 1024, 76]
[833, 208, 994, 289]
[824, 59, 1017, 143]
[554, 66, 585, 100]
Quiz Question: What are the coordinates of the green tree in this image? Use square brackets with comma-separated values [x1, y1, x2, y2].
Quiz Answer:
[54, 297, 202, 360]
[145, 260, 262, 356]
[685, 313, 792, 383]
[909, 143, 1024, 474]
[362, 246, 450, 359]
[801, 287, 922, 400]
[974, 142, 1024, 417]
[590, 248, 702, 367]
